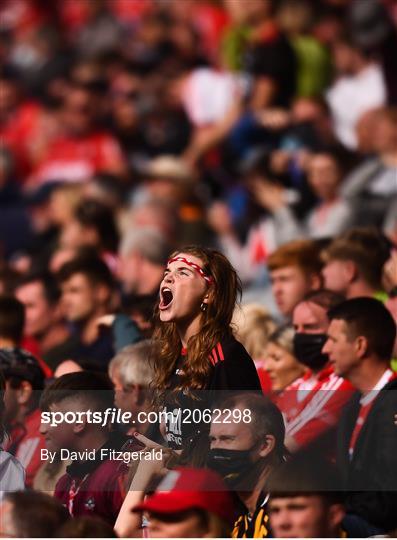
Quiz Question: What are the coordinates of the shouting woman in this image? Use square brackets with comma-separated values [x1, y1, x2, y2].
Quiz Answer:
[154, 246, 261, 451]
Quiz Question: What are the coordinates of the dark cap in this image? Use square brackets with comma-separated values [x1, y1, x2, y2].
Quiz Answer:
[0, 348, 45, 389]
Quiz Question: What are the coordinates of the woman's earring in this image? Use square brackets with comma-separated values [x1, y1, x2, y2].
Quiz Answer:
[200, 302, 207, 312]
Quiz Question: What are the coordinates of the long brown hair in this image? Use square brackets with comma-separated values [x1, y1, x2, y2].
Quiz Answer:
[152, 246, 242, 391]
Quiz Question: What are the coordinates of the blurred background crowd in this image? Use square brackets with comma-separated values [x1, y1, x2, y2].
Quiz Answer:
[0, 0, 397, 538]
[0, 0, 396, 290]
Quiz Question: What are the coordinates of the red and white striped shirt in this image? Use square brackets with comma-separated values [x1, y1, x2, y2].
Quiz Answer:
[276, 364, 354, 449]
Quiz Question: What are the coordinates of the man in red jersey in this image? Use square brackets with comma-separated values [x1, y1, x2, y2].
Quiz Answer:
[276, 289, 353, 453]
[40, 372, 130, 525]
[27, 81, 126, 186]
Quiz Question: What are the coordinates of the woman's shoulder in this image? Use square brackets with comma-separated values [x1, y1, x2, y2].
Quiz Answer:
[209, 334, 254, 367]
[211, 334, 252, 361]
[207, 334, 261, 391]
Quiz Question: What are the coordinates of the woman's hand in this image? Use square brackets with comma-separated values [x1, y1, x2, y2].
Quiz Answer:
[114, 433, 177, 538]
[96, 314, 116, 327]
[207, 202, 235, 237]
[131, 432, 178, 489]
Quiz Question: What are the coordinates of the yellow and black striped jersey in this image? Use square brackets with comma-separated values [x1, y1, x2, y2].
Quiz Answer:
[232, 493, 271, 538]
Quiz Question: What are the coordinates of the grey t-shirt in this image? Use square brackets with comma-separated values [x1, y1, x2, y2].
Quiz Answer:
[0, 450, 25, 500]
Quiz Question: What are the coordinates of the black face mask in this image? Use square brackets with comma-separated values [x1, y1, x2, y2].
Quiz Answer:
[207, 448, 258, 488]
[293, 333, 329, 371]
[207, 448, 252, 480]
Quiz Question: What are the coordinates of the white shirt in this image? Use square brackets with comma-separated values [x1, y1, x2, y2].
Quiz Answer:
[326, 64, 386, 149]
[359, 368, 394, 407]
[0, 450, 25, 501]
[182, 68, 247, 126]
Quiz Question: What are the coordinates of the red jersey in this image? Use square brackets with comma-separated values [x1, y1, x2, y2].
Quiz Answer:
[276, 364, 354, 450]
[54, 436, 132, 525]
[0, 0, 48, 37]
[28, 131, 125, 186]
[254, 360, 272, 394]
[110, 0, 153, 24]
[58, 0, 90, 33]
[192, 3, 229, 61]
[0, 101, 45, 178]
[5, 408, 46, 487]
[20, 338, 53, 379]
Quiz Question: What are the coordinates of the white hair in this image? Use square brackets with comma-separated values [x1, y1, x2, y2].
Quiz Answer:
[119, 227, 170, 265]
[108, 340, 155, 388]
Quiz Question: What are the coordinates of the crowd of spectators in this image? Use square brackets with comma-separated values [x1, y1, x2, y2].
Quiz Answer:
[1, 0, 397, 538]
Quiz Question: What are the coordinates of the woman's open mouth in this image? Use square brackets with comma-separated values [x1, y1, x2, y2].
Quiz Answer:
[159, 287, 174, 310]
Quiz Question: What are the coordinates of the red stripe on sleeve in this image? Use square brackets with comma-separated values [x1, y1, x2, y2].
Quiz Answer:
[210, 348, 218, 365]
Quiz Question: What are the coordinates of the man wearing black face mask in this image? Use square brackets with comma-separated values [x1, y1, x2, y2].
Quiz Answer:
[277, 290, 354, 454]
[207, 393, 287, 538]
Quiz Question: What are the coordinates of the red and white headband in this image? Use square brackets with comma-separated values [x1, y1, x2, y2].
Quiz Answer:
[167, 256, 214, 284]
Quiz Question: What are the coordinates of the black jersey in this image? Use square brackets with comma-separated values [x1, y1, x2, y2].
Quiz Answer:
[163, 334, 261, 450]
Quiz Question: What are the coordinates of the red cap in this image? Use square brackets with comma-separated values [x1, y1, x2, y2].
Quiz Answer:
[133, 467, 235, 524]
